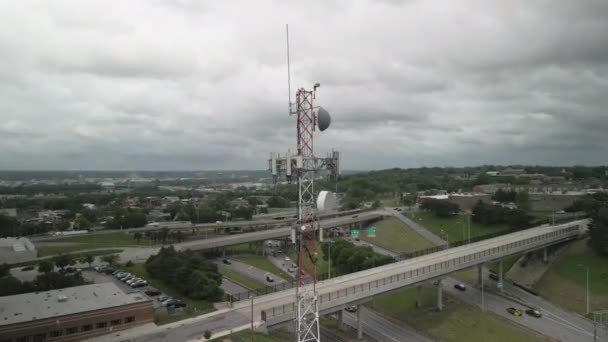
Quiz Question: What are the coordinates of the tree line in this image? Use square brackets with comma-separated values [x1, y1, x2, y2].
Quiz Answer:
[145, 246, 224, 301]
[319, 240, 394, 275]
[472, 201, 534, 231]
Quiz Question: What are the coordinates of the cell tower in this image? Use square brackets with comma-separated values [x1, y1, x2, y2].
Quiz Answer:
[267, 25, 340, 342]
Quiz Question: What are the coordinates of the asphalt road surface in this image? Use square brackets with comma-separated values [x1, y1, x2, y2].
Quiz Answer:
[342, 306, 432, 342]
[388, 207, 606, 341]
[217, 258, 288, 286]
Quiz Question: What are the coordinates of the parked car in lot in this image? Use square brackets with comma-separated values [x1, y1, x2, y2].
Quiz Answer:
[102, 268, 115, 275]
[173, 301, 187, 308]
[525, 309, 542, 318]
[126, 278, 143, 285]
[345, 306, 357, 313]
[157, 295, 170, 302]
[131, 281, 147, 288]
[222, 259, 231, 265]
[112, 270, 123, 276]
[144, 289, 162, 296]
[454, 284, 466, 291]
[507, 307, 522, 317]
[117, 273, 131, 280]
[161, 298, 177, 306]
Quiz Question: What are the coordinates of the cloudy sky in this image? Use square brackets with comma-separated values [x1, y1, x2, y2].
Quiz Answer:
[1, 1, 607, 170]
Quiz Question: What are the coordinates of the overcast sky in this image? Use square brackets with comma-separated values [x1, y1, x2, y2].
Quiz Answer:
[1, 1, 607, 171]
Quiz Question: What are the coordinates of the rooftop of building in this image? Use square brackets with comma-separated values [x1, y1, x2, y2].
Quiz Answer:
[0, 282, 150, 326]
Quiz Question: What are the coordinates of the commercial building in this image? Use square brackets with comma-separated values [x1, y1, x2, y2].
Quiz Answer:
[0, 283, 153, 342]
[0, 237, 36, 264]
[448, 193, 492, 211]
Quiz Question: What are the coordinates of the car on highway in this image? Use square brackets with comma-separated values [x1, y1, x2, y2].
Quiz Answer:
[507, 307, 522, 317]
[292, 263, 297, 268]
[525, 309, 542, 318]
[21, 266, 35, 271]
[352, 215, 358, 218]
[266, 275, 274, 282]
[345, 306, 357, 313]
[287, 268, 294, 273]
[454, 284, 466, 291]
[222, 259, 231, 265]
[489, 273, 499, 281]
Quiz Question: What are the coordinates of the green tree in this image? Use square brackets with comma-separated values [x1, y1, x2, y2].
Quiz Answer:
[75, 216, 91, 230]
[54, 254, 75, 271]
[589, 208, 608, 256]
[38, 260, 54, 274]
[0, 276, 25, 296]
[101, 254, 119, 266]
[80, 254, 95, 268]
[515, 191, 531, 211]
[0, 263, 9, 278]
[133, 232, 143, 244]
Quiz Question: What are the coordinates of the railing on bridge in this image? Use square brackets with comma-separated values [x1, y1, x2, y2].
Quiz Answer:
[261, 221, 584, 325]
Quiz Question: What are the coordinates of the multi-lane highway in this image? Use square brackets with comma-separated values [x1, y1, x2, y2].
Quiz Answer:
[88, 219, 590, 342]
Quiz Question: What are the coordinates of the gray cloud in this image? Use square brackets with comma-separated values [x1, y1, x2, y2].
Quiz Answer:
[0, 0, 607, 171]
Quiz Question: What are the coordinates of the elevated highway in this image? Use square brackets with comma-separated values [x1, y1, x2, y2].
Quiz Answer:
[88, 220, 594, 342]
[174, 211, 383, 251]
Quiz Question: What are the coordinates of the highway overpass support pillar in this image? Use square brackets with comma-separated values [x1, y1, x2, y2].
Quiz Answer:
[543, 248, 548, 263]
[222, 248, 226, 258]
[477, 264, 483, 288]
[416, 285, 422, 308]
[437, 279, 443, 311]
[357, 305, 363, 340]
[498, 260, 503, 293]
[336, 310, 344, 331]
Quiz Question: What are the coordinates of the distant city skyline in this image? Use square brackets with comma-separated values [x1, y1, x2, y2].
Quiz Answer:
[1, 1, 607, 170]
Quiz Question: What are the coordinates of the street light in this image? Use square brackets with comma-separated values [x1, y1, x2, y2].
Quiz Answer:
[578, 264, 590, 314]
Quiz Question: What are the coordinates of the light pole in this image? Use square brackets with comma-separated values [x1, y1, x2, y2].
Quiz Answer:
[327, 241, 334, 280]
[578, 264, 590, 314]
[440, 230, 449, 249]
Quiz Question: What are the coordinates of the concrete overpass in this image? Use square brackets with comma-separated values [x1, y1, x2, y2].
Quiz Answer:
[88, 219, 593, 342]
[173, 211, 384, 252]
[258, 219, 588, 327]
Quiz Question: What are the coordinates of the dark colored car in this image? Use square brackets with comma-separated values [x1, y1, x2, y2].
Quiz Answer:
[525, 309, 542, 318]
[454, 284, 466, 291]
[507, 307, 522, 317]
[489, 273, 499, 281]
[173, 301, 187, 308]
[103, 268, 115, 275]
[144, 289, 162, 296]
[222, 259, 231, 265]
[266, 275, 274, 282]
[21, 266, 35, 271]
[345, 306, 357, 313]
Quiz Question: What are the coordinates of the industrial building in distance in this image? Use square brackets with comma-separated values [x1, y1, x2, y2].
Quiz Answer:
[0, 283, 153, 342]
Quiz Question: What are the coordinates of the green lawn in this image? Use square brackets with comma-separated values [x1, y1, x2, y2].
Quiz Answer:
[535, 238, 608, 315]
[379, 196, 400, 207]
[212, 329, 292, 342]
[233, 255, 292, 281]
[219, 266, 267, 290]
[41, 232, 150, 248]
[38, 242, 97, 257]
[124, 263, 215, 324]
[361, 217, 433, 253]
[408, 211, 511, 242]
[370, 286, 550, 342]
[226, 243, 262, 255]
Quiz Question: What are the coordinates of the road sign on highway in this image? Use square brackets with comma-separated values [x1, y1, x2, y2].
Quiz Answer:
[367, 226, 376, 237]
[351, 229, 360, 238]
[497, 281, 503, 289]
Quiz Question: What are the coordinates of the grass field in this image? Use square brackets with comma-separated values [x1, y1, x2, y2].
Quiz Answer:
[361, 217, 433, 253]
[233, 255, 292, 281]
[219, 266, 267, 290]
[535, 238, 608, 315]
[369, 286, 550, 342]
[212, 329, 292, 342]
[408, 211, 511, 242]
[40, 232, 151, 248]
[124, 263, 215, 324]
[226, 243, 262, 255]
